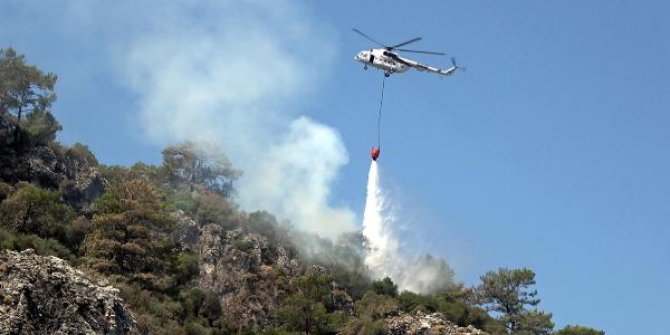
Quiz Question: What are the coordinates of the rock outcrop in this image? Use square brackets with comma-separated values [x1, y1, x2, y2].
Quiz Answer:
[0, 249, 135, 335]
[60, 169, 107, 214]
[198, 224, 300, 330]
[170, 210, 200, 251]
[18, 145, 107, 213]
[386, 311, 487, 335]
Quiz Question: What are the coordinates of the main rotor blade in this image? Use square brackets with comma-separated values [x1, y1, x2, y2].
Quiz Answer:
[395, 48, 445, 56]
[390, 37, 422, 49]
[352, 28, 387, 48]
[385, 53, 412, 66]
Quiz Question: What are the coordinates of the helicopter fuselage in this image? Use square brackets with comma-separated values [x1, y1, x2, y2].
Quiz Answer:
[352, 29, 460, 77]
[355, 49, 410, 76]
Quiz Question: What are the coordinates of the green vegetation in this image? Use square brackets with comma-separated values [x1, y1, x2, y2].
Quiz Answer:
[0, 48, 60, 183]
[555, 325, 605, 335]
[474, 268, 554, 334]
[277, 273, 333, 334]
[0, 47, 605, 334]
[0, 182, 75, 241]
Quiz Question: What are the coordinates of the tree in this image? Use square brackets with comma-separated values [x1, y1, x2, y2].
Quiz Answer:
[0, 227, 73, 260]
[161, 141, 241, 197]
[340, 291, 395, 335]
[474, 268, 553, 334]
[357, 291, 398, 319]
[371, 277, 398, 298]
[83, 179, 177, 290]
[64, 142, 99, 173]
[0, 48, 59, 149]
[0, 182, 75, 243]
[278, 294, 329, 334]
[277, 272, 333, 334]
[556, 325, 605, 335]
[512, 310, 554, 335]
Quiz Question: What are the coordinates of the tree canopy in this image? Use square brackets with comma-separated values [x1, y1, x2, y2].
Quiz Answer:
[474, 267, 553, 334]
[0, 47, 59, 148]
[556, 325, 605, 335]
[161, 141, 241, 197]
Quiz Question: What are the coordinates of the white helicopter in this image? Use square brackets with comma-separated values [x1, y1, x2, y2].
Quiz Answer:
[353, 28, 463, 77]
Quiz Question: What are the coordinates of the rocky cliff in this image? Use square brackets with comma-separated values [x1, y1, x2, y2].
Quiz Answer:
[386, 312, 487, 335]
[197, 223, 300, 330]
[0, 249, 135, 335]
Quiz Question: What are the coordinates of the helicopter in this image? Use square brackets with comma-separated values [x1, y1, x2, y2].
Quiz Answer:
[353, 28, 463, 77]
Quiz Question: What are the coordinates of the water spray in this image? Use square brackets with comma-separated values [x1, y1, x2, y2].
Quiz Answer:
[362, 161, 392, 273]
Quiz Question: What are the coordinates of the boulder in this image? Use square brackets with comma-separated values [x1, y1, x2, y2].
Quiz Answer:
[386, 311, 487, 335]
[0, 249, 135, 335]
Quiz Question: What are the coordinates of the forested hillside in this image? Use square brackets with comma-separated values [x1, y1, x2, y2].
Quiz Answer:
[0, 48, 604, 335]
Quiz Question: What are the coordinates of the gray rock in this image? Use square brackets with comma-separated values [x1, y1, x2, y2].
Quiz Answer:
[60, 169, 108, 214]
[386, 311, 487, 335]
[197, 224, 299, 330]
[0, 249, 136, 335]
[171, 210, 200, 251]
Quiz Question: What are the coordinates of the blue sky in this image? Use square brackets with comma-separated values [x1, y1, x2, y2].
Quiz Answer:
[2, 1, 669, 333]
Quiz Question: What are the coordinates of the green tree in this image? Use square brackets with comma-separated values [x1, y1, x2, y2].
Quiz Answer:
[83, 179, 177, 289]
[64, 142, 99, 172]
[512, 310, 553, 335]
[429, 286, 504, 332]
[172, 251, 200, 285]
[371, 277, 398, 298]
[161, 141, 241, 197]
[190, 190, 239, 228]
[340, 291, 397, 335]
[556, 325, 605, 335]
[397, 291, 438, 313]
[341, 317, 386, 335]
[278, 294, 329, 334]
[277, 272, 333, 334]
[0, 182, 75, 243]
[474, 268, 553, 334]
[0, 48, 59, 149]
[0, 227, 73, 260]
[357, 291, 398, 319]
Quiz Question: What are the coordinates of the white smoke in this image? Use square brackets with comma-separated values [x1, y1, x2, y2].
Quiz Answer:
[363, 161, 455, 294]
[118, 1, 356, 237]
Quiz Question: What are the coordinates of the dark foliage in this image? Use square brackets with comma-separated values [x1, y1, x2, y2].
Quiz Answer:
[371, 277, 399, 297]
[556, 325, 605, 335]
[0, 48, 60, 182]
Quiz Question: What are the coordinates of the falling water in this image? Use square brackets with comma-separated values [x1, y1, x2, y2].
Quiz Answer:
[362, 161, 455, 293]
[362, 161, 398, 276]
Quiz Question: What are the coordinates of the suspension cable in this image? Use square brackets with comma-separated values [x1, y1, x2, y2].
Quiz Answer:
[377, 75, 386, 148]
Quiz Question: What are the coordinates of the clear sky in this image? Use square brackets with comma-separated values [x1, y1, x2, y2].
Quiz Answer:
[2, 1, 669, 333]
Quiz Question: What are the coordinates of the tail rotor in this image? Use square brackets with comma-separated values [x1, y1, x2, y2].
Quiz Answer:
[451, 57, 466, 73]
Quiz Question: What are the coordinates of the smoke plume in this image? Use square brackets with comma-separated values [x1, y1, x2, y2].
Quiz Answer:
[118, 0, 356, 238]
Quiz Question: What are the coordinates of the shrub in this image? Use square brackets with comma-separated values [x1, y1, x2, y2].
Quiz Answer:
[0, 228, 73, 260]
[0, 182, 76, 243]
[173, 252, 200, 285]
[0, 182, 13, 202]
